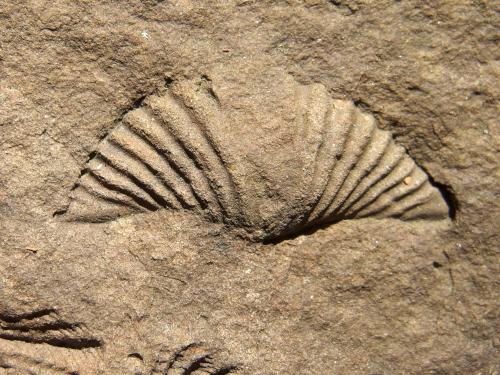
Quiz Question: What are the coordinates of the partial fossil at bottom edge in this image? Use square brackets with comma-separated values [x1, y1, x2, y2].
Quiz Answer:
[150, 342, 240, 375]
[0, 309, 103, 374]
[61, 78, 450, 239]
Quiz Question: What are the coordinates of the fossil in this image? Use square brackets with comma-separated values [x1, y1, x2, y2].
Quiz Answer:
[64, 80, 241, 225]
[274, 83, 450, 238]
[62, 79, 449, 240]
[150, 342, 239, 375]
[0, 308, 103, 374]
[0, 310, 238, 374]
[0, 308, 101, 350]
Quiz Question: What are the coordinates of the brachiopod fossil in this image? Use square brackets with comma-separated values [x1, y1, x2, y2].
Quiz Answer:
[62, 79, 449, 240]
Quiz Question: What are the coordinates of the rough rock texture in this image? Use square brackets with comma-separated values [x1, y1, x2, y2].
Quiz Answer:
[0, 1, 498, 374]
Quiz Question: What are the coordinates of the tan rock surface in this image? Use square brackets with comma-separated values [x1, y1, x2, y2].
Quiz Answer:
[0, 1, 498, 374]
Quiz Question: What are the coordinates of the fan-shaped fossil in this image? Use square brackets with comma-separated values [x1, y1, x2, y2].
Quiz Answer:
[62, 79, 449, 239]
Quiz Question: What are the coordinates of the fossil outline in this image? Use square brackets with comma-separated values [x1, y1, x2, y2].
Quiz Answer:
[61, 79, 450, 239]
[64, 80, 242, 226]
[0, 308, 103, 374]
[150, 342, 239, 375]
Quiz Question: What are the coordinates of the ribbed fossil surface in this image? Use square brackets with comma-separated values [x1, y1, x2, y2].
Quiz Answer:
[150, 342, 239, 375]
[0, 309, 102, 374]
[0, 340, 100, 375]
[63, 79, 449, 239]
[66, 80, 241, 225]
[286, 84, 449, 234]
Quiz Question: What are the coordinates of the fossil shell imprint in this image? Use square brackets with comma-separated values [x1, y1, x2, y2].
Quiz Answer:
[63, 80, 449, 239]
[150, 342, 239, 374]
[66, 80, 242, 225]
[0, 308, 103, 374]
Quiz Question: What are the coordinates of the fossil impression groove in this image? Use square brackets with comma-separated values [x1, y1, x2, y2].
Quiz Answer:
[63, 80, 449, 239]
[66, 81, 241, 224]
[291, 84, 449, 235]
[0, 309, 103, 374]
[150, 342, 239, 375]
[0, 308, 101, 349]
